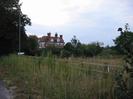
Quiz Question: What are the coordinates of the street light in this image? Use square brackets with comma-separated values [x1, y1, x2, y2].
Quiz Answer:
[17, 3, 24, 55]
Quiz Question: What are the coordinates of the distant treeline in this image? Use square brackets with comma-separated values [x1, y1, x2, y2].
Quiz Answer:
[36, 39, 120, 58]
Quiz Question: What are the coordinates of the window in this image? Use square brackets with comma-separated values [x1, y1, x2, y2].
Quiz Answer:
[51, 38, 54, 42]
[57, 38, 60, 42]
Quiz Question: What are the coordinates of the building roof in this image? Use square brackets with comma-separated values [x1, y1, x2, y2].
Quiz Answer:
[38, 33, 64, 43]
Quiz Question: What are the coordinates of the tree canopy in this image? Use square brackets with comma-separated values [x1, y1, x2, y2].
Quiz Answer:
[0, 0, 31, 55]
[114, 23, 133, 99]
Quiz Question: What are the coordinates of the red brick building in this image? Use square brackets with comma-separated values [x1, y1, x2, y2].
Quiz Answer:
[38, 33, 65, 48]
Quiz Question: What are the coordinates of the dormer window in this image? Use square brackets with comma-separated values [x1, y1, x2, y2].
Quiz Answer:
[51, 38, 54, 42]
[57, 38, 60, 42]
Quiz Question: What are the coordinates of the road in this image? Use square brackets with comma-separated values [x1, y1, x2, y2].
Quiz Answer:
[0, 80, 11, 99]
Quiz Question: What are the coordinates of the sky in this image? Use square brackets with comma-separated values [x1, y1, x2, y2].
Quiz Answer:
[21, 0, 133, 46]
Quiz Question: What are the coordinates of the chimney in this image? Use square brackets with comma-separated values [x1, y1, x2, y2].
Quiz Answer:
[55, 33, 58, 37]
[47, 32, 51, 37]
[60, 35, 63, 39]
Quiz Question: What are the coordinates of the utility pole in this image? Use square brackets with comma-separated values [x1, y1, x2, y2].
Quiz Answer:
[18, 6, 21, 54]
[18, 3, 24, 55]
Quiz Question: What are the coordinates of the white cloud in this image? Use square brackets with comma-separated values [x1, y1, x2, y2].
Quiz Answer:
[21, 0, 133, 27]
[21, 0, 104, 27]
[21, 0, 68, 26]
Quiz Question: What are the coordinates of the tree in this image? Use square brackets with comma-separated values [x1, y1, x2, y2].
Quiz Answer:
[64, 42, 74, 53]
[26, 35, 39, 55]
[114, 23, 133, 99]
[61, 50, 71, 58]
[125, 23, 130, 32]
[81, 42, 103, 57]
[71, 35, 79, 48]
[0, 0, 31, 55]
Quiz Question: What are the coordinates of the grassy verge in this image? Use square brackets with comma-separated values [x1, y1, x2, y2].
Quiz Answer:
[0, 54, 123, 99]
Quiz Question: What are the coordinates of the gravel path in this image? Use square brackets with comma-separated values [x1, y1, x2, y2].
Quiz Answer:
[0, 80, 11, 99]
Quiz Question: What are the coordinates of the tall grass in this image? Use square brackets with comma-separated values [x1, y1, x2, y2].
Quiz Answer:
[0, 54, 123, 99]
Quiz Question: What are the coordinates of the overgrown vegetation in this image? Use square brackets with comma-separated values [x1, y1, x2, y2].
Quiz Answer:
[114, 23, 133, 99]
[0, 54, 123, 99]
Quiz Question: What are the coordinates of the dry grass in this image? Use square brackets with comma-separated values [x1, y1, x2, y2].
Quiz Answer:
[0, 54, 123, 99]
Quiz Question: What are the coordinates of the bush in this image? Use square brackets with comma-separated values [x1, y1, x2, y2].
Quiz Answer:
[114, 24, 133, 99]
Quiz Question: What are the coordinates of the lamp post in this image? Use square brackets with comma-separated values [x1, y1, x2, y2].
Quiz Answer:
[18, 5, 21, 54]
[17, 3, 24, 55]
